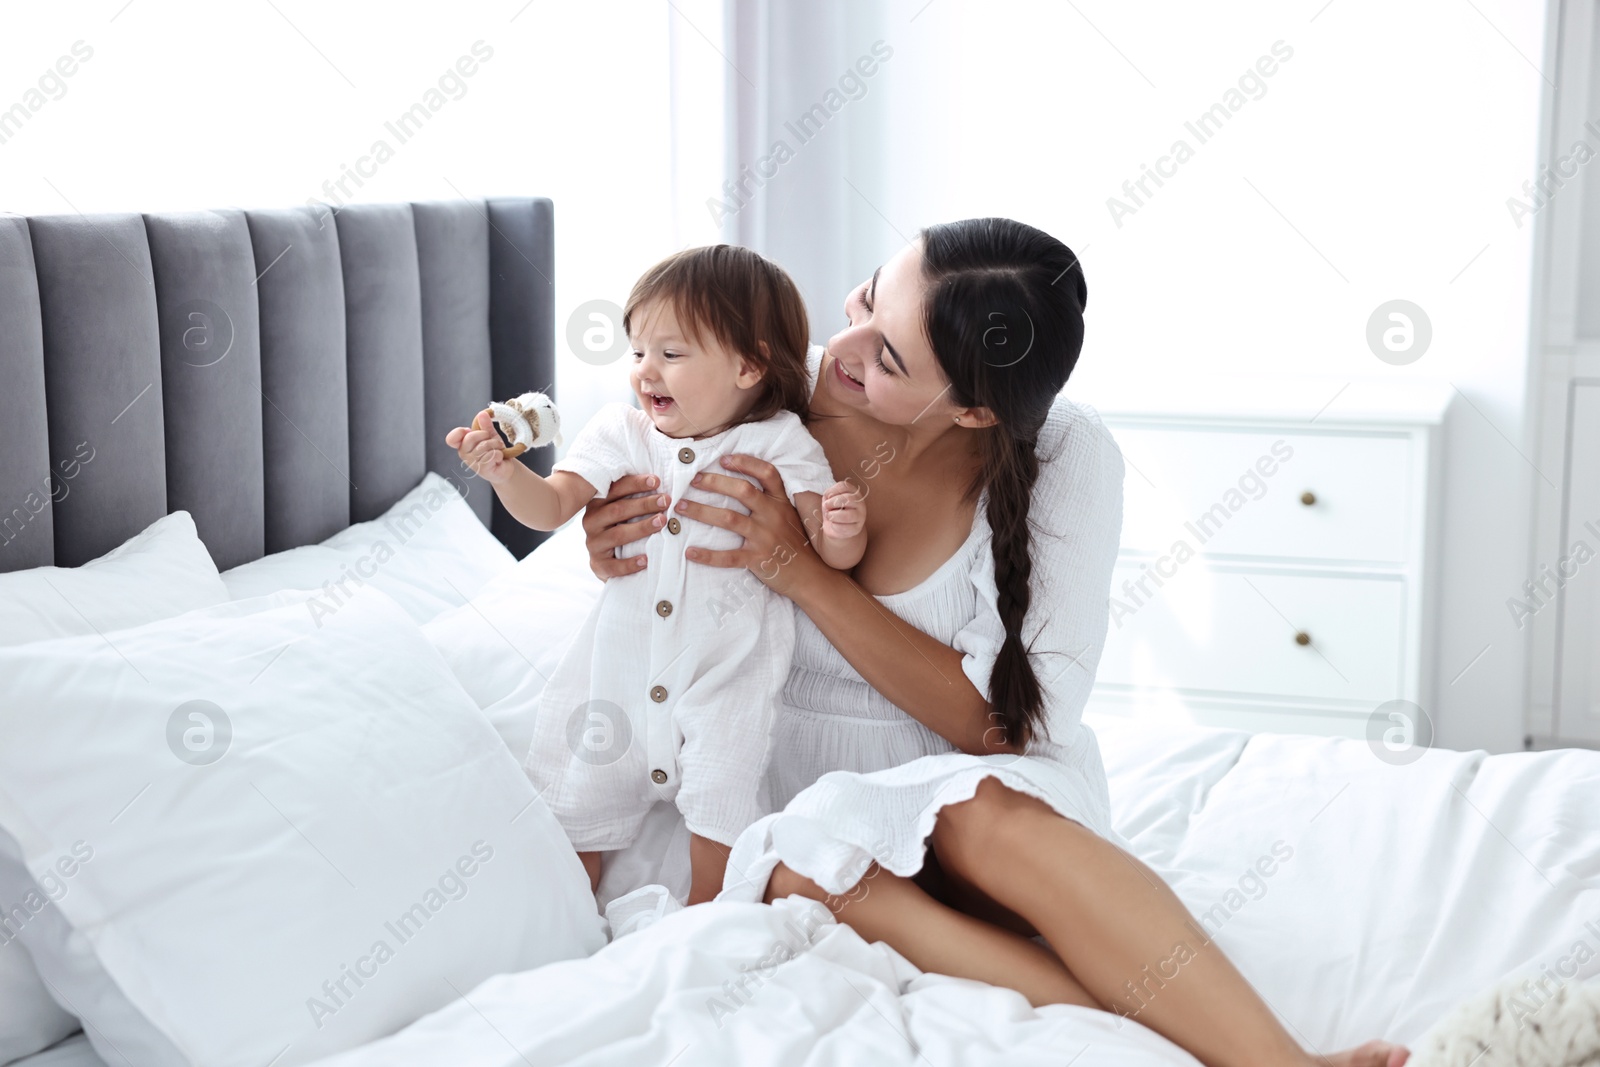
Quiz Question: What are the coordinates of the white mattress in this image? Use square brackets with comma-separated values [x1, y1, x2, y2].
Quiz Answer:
[25, 718, 1600, 1067]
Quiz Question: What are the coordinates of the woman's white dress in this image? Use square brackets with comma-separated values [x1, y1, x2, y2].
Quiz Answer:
[716, 362, 1128, 902]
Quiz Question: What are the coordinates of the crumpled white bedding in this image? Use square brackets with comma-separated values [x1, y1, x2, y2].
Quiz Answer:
[306, 895, 1197, 1067]
[25, 718, 1600, 1067]
[1092, 716, 1600, 1050]
[290, 717, 1599, 1066]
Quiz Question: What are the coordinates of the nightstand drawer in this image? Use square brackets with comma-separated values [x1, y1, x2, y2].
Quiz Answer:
[1111, 426, 1413, 564]
[1097, 564, 1405, 704]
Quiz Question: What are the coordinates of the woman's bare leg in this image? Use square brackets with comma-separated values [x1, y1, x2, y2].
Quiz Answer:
[765, 861, 1098, 1010]
[915, 846, 1039, 939]
[926, 778, 1407, 1067]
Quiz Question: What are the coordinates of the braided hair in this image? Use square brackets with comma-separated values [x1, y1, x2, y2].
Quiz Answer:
[919, 218, 1088, 749]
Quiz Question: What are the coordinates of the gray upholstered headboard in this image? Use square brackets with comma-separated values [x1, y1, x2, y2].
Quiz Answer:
[0, 197, 554, 574]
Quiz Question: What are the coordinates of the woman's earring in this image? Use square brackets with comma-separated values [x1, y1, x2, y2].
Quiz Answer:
[953, 415, 961, 424]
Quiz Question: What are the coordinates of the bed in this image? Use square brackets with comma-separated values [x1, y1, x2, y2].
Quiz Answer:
[1, 198, 1596, 1067]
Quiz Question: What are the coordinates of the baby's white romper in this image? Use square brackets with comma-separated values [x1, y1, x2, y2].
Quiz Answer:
[524, 402, 836, 851]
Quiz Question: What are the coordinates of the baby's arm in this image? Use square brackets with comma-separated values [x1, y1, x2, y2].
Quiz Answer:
[797, 482, 867, 570]
[446, 409, 595, 531]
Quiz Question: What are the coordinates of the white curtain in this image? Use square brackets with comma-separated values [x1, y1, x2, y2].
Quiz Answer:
[718, 0, 896, 341]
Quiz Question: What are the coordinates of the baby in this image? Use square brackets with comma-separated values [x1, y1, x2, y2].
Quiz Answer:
[448, 245, 865, 905]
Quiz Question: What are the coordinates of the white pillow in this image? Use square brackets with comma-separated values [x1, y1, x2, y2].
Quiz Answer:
[0, 510, 226, 646]
[222, 473, 514, 623]
[0, 509, 229, 1066]
[0, 588, 607, 1067]
[0, 932, 75, 1066]
[422, 520, 604, 761]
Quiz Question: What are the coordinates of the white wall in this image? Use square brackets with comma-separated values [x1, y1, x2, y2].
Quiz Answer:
[736, 0, 1552, 752]
[0, 0, 688, 447]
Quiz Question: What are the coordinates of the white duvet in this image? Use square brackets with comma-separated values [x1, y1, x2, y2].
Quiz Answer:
[285, 717, 1600, 1067]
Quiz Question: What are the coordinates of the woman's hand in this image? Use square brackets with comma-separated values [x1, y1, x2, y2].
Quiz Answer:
[446, 410, 512, 486]
[581, 473, 668, 580]
[676, 454, 828, 600]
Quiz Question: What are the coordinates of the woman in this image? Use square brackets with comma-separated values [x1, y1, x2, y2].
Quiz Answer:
[582, 218, 1406, 1067]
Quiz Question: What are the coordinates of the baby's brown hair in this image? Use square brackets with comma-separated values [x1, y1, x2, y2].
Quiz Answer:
[622, 245, 811, 425]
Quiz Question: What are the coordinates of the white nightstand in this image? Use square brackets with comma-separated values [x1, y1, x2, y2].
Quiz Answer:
[1077, 377, 1452, 738]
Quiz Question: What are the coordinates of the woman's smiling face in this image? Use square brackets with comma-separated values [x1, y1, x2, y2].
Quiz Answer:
[821, 242, 965, 428]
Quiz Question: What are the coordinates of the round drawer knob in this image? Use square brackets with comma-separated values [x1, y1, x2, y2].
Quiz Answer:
[1300, 491, 1317, 506]
[678, 447, 695, 464]
[655, 600, 673, 618]
[1294, 632, 1311, 646]
[650, 769, 669, 785]
[666, 517, 682, 535]
[649, 685, 668, 702]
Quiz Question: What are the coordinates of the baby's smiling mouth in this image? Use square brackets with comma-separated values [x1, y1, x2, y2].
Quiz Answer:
[645, 391, 675, 414]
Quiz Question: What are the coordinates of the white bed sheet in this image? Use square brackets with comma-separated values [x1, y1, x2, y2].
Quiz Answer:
[1089, 716, 1600, 1049]
[11, 1034, 100, 1067]
[27, 720, 1599, 1067]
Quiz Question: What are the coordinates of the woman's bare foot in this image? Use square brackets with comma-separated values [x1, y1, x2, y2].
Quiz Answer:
[1317, 1040, 1410, 1067]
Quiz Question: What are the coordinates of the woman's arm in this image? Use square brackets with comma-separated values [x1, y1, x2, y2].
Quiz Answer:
[675, 456, 1011, 756]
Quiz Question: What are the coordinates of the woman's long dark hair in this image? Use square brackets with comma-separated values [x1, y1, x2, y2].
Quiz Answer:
[920, 218, 1088, 750]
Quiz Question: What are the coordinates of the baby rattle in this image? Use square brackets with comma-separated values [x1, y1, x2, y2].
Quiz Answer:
[487, 391, 562, 459]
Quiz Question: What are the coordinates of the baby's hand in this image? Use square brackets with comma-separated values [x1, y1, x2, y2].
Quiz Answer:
[821, 480, 866, 541]
[446, 409, 513, 486]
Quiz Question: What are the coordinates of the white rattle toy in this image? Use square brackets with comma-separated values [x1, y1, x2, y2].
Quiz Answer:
[488, 391, 562, 459]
